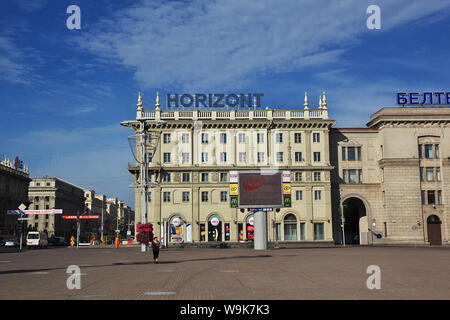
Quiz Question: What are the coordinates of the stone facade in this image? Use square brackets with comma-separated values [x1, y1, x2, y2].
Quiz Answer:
[0, 158, 31, 237]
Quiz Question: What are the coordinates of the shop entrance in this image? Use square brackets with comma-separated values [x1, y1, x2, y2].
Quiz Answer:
[342, 197, 366, 245]
[427, 215, 442, 246]
[208, 215, 222, 242]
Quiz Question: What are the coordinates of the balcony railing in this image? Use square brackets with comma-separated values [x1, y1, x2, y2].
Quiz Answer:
[137, 108, 328, 120]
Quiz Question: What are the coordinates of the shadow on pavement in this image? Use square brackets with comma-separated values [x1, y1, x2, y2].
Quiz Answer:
[0, 254, 272, 275]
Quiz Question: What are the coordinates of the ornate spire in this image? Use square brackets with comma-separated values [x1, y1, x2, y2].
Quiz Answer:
[137, 92, 143, 110]
[319, 95, 323, 109]
[155, 91, 160, 110]
[322, 91, 327, 109]
[304, 91, 309, 109]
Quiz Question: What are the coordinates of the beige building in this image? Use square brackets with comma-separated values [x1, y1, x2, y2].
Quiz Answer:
[0, 156, 30, 237]
[27, 177, 85, 240]
[124, 92, 335, 244]
[331, 107, 450, 246]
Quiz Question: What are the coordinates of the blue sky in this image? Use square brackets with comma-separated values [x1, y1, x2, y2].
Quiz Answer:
[1, 0, 450, 208]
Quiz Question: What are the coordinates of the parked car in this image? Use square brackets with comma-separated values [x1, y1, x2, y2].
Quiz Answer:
[48, 236, 65, 246]
[26, 231, 48, 248]
[0, 239, 5, 247]
[5, 239, 19, 247]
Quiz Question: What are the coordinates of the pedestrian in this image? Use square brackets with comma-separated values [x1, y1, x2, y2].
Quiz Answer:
[152, 236, 161, 264]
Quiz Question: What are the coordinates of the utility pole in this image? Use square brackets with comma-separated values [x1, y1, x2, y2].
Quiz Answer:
[139, 120, 149, 252]
[101, 200, 104, 243]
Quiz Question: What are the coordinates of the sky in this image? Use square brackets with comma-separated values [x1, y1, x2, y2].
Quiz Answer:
[1, 0, 450, 208]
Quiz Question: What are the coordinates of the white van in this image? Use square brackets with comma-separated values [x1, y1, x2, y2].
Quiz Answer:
[27, 232, 48, 248]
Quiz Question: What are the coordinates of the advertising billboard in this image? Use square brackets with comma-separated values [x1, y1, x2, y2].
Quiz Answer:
[238, 171, 283, 208]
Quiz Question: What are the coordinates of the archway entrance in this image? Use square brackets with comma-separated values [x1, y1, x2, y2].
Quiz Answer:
[427, 215, 442, 246]
[342, 197, 366, 245]
[208, 215, 222, 242]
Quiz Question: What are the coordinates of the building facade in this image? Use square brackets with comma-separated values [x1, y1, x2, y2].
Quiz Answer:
[330, 107, 450, 246]
[0, 156, 30, 237]
[27, 177, 85, 240]
[124, 92, 335, 244]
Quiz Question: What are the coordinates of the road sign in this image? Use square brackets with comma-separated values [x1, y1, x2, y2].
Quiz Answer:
[283, 183, 291, 195]
[230, 184, 239, 195]
[18, 203, 26, 211]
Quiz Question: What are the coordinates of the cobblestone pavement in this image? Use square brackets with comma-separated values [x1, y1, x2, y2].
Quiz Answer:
[0, 245, 449, 300]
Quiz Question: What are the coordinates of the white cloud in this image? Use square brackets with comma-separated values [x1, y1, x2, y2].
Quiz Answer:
[77, 0, 450, 91]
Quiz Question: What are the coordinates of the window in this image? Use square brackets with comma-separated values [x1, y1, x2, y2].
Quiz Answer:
[182, 192, 190, 202]
[220, 133, 227, 144]
[347, 147, 356, 161]
[220, 173, 228, 182]
[435, 144, 440, 158]
[220, 191, 227, 202]
[36, 183, 40, 186]
[201, 133, 208, 144]
[182, 133, 189, 144]
[238, 133, 245, 143]
[147, 192, 151, 202]
[295, 190, 303, 201]
[438, 190, 442, 204]
[427, 190, 435, 204]
[182, 173, 190, 182]
[45, 196, 49, 202]
[425, 144, 433, 158]
[348, 169, 357, 183]
[163, 133, 171, 144]
[295, 152, 302, 162]
[201, 152, 208, 163]
[257, 133, 264, 143]
[420, 167, 424, 182]
[342, 147, 346, 160]
[45, 214, 49, 220]
[357, 147, 361, 160]
[313, 133, 320, 143]
[162, 172, 171, 182]
[436, 167, 441, 181]
[314, 190, 322, 200]
[343, 169, 347, 183]
[257, 152, 265, 162]
[295, 172, 302, 181]
[294, 133, 302, 143]
[313, 172, 321, 181]
[239, 152, 246, 163]
[426, 167, 434, 181]
[276, 133, 283, 143]
[45, 205, 49, 210]
[46, 182, 50, 186]
[276, 152, 284, 162]
[284, 214, 297, 241]
[163, 192, 171, 202]
[201, 191, 209, 202]
[220, 152, 227, 163]
[35, 205, 39, 210]
[421, 191, 425, 205]
[147, 153, 153, 162]
[418, 144, 423, 158]
[358, 169, 362, 183]
[201, 173, 209, 182]
[182, 153, 189, 164]
[314, 223, 324, 240]
[300, 223, 306, 240]
[163, 153, 171, 163]
[313, 152, 321, 162]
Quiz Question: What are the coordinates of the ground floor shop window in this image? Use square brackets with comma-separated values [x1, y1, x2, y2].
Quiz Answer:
[246, 214, 254, 241]
[314, 223, 324, 240]
[238, 223, 244, 241]
[200, 223, 206, 241]
[170, 215, 184, 242]
[208, 215, 222, 241]
[300, 222, 306, 240]
[284, 214, 297, 240]
[225, 223, 230, 241]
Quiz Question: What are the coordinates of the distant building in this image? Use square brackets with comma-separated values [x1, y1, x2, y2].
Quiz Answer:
[27, 177, 85, 240]
[0, 156, 30, 237]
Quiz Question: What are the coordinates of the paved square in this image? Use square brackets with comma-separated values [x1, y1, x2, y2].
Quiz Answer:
[0, 246, 449, 300]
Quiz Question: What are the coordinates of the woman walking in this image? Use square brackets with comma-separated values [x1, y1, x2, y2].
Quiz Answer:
[152, 236, 161, 264]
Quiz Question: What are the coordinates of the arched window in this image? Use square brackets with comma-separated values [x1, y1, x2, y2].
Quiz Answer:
[427, 215, 441, 224]
[284, 214, 297, 241]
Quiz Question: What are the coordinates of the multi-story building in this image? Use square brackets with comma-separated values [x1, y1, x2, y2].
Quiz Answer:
[123, 92, 335, 243]
[0, 156, 30, 237]
[330, 107, 450, 246]
[27, 177, 85, 240]
[106, 197, 119, 232]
